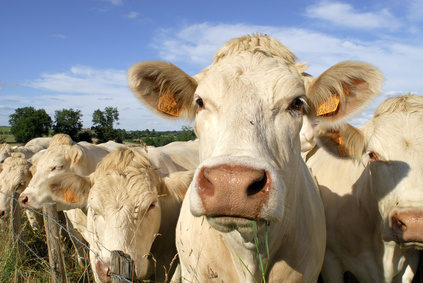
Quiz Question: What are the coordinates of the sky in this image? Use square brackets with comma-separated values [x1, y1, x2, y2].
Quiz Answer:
[1, 0, 423, 131]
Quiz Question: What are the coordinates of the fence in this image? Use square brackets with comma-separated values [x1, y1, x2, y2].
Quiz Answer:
[0, 192, 138, 283]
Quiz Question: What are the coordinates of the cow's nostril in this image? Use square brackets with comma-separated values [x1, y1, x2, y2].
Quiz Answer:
[19, 195, 28, 205]
[247, 171, 267, 196]
[0, 210, 5, 218]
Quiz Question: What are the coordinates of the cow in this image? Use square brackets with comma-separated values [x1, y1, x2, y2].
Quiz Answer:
[126, 34, 384, 282]
[0, 154, 32, 220]
[0, 137, 51, 169]
[17, 133, 112, 266]
[305, 94, 423, 282]
[40, 141, 199, 282]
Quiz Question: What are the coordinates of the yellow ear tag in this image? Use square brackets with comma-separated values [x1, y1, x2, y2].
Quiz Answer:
[317, 94, 340, 116]
[64, 187, 80, 203]
[337, 137, 350, 157]
[158, 91, 179, 117]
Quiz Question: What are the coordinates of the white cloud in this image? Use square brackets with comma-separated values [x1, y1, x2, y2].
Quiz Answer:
[101, 0, 123, 6]
[27, 65, 127, 95]
[50, 34, 67, 39]
[124, 11, 139, 19]
[305, 2, 401, 30]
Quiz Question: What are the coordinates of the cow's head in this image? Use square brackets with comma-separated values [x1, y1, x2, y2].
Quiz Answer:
[316, 94, 423, 248]
[0, 155, 32, 220]
[18, 134, 108, 210]
[43, 147, 192, 282]
[128, 34, 383, 234]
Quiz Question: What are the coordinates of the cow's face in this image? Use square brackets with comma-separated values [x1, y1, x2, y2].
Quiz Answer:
[0, 157, 32, 219]
[317, 95, 423, 248]
[18, 145, 72, 209]
[87, 162, 162, 282]
[190, 52, 307, 232]
[366, 111, 423, 248]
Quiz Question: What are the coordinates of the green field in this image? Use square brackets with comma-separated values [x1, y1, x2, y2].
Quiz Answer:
[0, 127, 15, 143]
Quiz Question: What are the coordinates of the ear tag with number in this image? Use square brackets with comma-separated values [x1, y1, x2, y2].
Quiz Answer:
[158, 91, 179, 117]
[317, 94, 340, 116]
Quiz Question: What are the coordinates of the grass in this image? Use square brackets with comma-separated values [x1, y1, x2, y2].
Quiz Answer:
[0, 209, 93, 282]
[237, 220, 270, 283]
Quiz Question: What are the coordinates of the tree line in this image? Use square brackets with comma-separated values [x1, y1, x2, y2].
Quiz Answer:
[7, 106, 196, 146]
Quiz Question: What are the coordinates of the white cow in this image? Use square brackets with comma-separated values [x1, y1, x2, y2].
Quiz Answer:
[306, 94, 423, 282]
[127, 34, 384, 282]
[18, 133, 111, 265]
[0, 137, 51, 168]
[41, 141, 199, 282]
[0, 155, 32, 220]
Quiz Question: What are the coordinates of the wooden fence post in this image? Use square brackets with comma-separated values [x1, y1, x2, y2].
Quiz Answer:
[111, 250, 137, 283]
[43, 203, 67, 283]
[11, 192, 22, 251]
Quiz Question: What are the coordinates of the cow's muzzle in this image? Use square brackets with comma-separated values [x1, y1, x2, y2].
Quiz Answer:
[196, 164, 271, 221]
[391, 210, 423, 249]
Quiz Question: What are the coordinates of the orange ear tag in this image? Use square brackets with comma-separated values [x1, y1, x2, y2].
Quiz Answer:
[64, 187, 80, 203]
[158, 91, 179, 117]
[337, 137, 350, 157]
[317, 94, 340, 116]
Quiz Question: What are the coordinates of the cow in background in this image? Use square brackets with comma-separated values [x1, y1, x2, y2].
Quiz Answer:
[307, 94, 423, 282]
[127, 34, 384, 282]
[40, 141, 199, 282]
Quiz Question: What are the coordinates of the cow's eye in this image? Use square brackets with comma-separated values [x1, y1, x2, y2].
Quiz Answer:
[51, 165, 63, 172]
[195, 97, 204, 109]
[148, 201, 157, 211]
[289, 98, 304, 111]
[367, 150, 379, 162]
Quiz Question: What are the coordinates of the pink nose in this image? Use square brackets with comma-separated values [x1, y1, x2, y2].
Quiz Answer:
[391, 211, 423, 243]
[197, 165, 271, 219]
[95, 260, 111, 283]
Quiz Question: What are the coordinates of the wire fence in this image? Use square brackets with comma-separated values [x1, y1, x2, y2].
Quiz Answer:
[0, 191, 136, 283]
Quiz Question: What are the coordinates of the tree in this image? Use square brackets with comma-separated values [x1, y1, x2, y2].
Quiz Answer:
[53, 108, 83, 141]
[91, 107, 119, 143]
[9, 107, 52, 143]
[179, 126, 197, 141]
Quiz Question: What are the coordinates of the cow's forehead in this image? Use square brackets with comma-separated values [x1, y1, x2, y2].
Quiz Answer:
[369, 113, 423, 159]
[196, 51, 305, 105]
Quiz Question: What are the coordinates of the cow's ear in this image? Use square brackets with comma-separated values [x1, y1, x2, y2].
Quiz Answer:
[161, 171, 194, 199]
[43, 172, 91, 209]
[315, 123, 366, 161]
[127, 60, 198, 120]
[69, 145, 85, 167]
[307, 61, 383, 126]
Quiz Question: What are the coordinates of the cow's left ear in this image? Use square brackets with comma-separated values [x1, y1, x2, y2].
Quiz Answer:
[307, 61, 383, 126]
[128, 60, 198, 120]
[43, 172, 92, 209]
[69, 144, 85, 167]
[315, 123, 366, 161]
[161, 171, 195, 199]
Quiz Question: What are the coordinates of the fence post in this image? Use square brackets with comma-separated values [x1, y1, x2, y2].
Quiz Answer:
[11, 192, 22, 250]
[111, 250, 137, 283]
[43, 203, 67, 283]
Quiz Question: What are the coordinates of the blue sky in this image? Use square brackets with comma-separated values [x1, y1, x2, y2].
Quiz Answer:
[1, 0, 423, 131]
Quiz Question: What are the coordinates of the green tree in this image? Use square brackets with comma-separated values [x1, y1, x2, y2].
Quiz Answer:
[53, 108, 83, 141]
[179, 126, 197, 141]
[91, 107, 119, 143]
[9, 107, 52, 143]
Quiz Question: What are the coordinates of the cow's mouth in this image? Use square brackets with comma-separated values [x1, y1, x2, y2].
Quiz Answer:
[207, 216, 266, 234]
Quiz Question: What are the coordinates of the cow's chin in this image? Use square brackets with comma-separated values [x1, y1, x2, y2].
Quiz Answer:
[207, 216, 265, 234]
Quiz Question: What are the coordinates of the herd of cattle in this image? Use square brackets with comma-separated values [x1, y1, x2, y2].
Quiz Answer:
[0, 34, 422, 282]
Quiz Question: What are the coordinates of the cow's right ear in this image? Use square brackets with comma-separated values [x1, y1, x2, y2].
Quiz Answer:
[43, 172, 92, 209]
[127, 60, 198, 120]
[315, 123, 366, 161]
